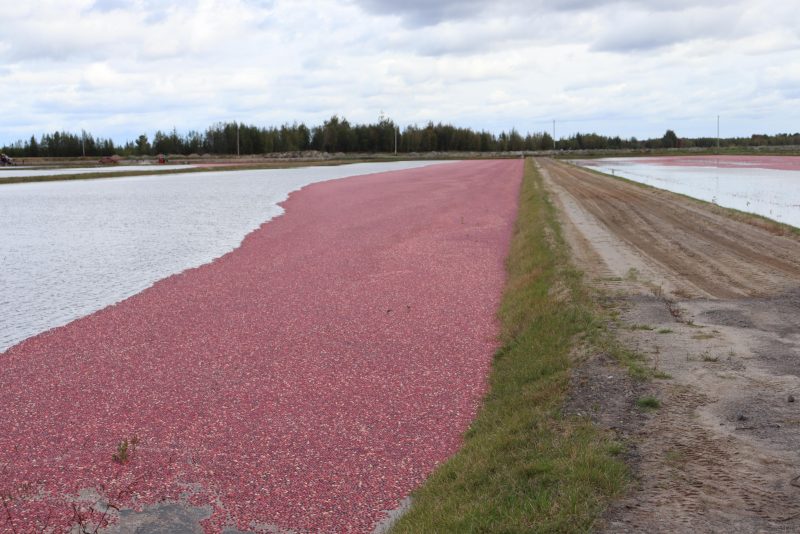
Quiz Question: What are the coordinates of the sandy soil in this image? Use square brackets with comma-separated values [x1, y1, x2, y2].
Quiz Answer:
[538, 158, 800, 533]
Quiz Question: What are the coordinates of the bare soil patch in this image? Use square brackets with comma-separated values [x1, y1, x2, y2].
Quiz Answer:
[539, 158, 800, 533]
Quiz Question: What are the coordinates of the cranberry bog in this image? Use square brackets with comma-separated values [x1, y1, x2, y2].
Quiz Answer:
[2, 161, 526, 532]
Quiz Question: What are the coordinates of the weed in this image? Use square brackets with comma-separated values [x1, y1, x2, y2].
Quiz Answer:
[625, 267, 640, 281]
[112, 436, 139, 465]
[636, 396, 661, 410]
[650, 345, 669, 378]
[665, 449, 684, 466]
[650, 284, 663, 298]
[701, 352, 719, 363]
[657, 328, 673, 334]
[629, 324, 655, 331]
[671, 288, 694, 299]
[692, 332, 715, 340]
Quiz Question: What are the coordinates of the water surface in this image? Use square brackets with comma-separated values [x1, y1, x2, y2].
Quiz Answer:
[0, 161, 449, 352]
[574, 157, 800, 228]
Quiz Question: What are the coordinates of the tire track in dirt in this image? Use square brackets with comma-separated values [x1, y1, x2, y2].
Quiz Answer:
[540, 158, 800, 533]
[541, 158, 800, 298]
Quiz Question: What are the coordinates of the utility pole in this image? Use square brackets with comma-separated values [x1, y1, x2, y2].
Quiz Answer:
[81, 130, 85, 158]
[394, 125, 398, 155]
[716, 115, 720, 149]
[552, 119, 556, 151]
[236, 122, 240, 157]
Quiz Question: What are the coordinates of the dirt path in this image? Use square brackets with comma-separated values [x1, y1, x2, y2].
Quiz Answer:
[0, 160, 522, 533]
[538, 158, 800, 533]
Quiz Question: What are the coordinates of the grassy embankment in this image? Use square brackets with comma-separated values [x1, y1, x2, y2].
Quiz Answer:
[391, 159, 627, 532]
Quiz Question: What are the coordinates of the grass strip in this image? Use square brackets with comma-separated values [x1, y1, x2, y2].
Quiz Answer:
[391, 159, 627, 533]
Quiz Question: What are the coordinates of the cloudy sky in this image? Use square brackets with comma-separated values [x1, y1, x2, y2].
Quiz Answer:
[1, 0, 798, 144]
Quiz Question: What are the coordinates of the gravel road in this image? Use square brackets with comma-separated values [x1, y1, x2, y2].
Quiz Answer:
[540, 157, 800, 533]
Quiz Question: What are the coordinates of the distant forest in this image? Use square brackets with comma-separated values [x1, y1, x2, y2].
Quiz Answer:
[3, 117, 800, 158]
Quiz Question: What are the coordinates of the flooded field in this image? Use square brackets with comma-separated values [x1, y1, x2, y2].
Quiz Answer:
[573, 156, 800, 228]
[0, 161, 448, 352]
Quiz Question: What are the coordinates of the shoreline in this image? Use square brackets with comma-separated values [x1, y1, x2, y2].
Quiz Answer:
[0, 161, 451, 354]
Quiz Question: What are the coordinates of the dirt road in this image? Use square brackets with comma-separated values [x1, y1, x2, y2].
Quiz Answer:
[539, 158, 800, 533]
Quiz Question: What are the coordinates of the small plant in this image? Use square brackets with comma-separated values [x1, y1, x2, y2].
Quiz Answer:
[692, 332, 715, 340]
[665, 449, 684, 466]
[636, 396, 661, 410]
[607, 441, 625, 456]
[651, 346, 670, 378]
[629, 324, 655, 331]
[650, 284, 663, 298]
[672, 288, 694, 299]
[112, 435, 139, 465]
[657, 328, 673, 334]
[625, 267, 640, 281]
[701, 352, 719, 363]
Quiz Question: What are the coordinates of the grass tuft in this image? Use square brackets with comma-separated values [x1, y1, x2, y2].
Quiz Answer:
[636, 396, 661, 410]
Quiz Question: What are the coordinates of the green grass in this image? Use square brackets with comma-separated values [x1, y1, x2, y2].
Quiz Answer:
[691, 332, 716, 340]
[391, 159, 628, 533]
[635, 396, 661, 410]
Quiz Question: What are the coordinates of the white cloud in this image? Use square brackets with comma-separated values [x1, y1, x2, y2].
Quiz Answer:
[0, 0, 798, 145]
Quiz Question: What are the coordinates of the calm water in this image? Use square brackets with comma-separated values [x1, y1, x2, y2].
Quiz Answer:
[574, 158, 800, 228]
[0, 161, 448, 352]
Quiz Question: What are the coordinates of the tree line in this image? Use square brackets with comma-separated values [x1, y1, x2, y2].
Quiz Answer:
[3, 119, 800, 158]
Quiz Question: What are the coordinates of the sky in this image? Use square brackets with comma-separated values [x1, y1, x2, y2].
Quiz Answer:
[1, 0, 798, 145]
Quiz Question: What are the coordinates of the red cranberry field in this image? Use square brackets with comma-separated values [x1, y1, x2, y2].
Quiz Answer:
[0, 160, 522, 533]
